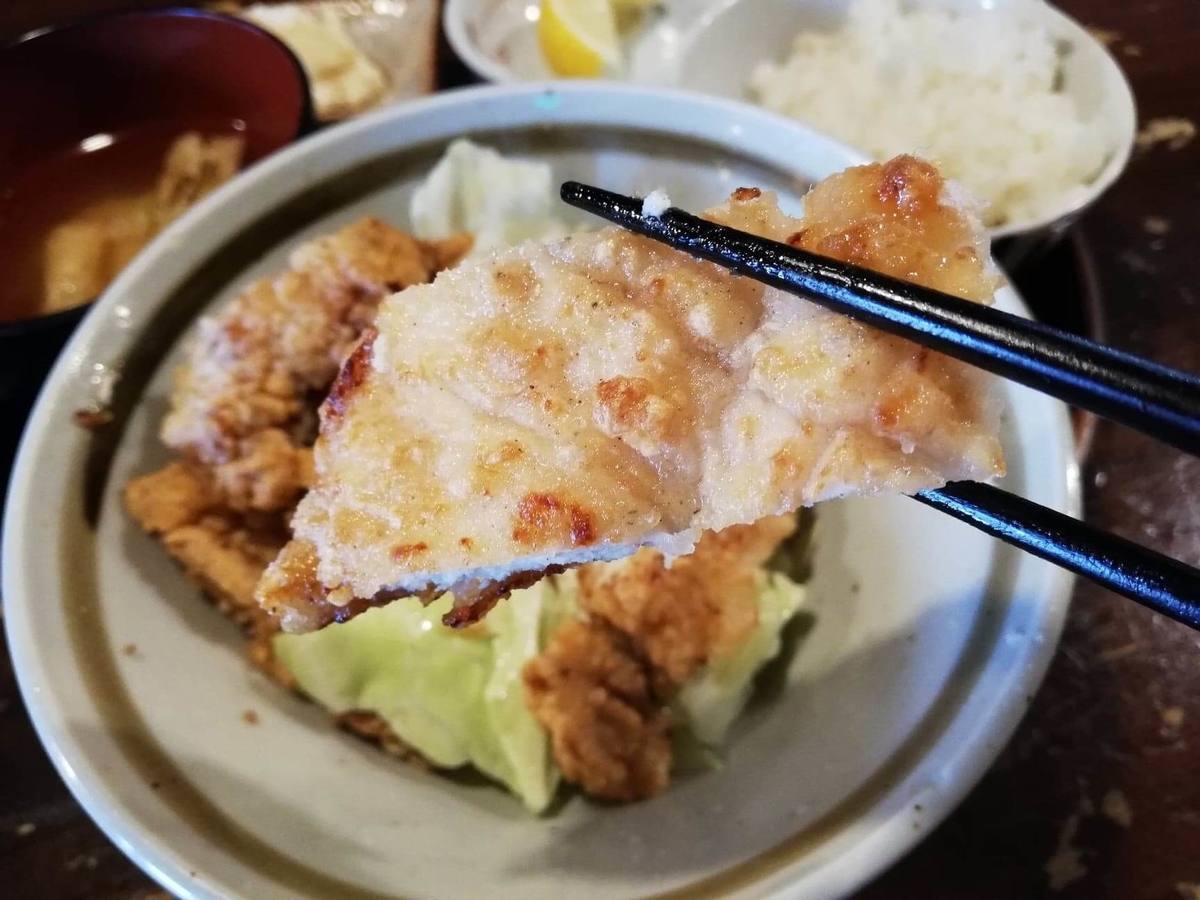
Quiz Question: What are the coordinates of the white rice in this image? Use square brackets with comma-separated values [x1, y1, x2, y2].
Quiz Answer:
[642, 189, 672, 218]
[750, 0, 1108, 226]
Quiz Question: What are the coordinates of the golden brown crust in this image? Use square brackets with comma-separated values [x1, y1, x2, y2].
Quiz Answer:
[323, 327, 378, 423]
[518, 515, 797, 800]
[160, 218, 468, 514]
[124, 461, 218, 534]
[523, 620, 671, 802]
[577, 515, 796, 689]
[511, 492, 598, 550]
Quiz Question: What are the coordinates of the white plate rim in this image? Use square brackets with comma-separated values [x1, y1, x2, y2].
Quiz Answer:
[2, 82, 1078, 900]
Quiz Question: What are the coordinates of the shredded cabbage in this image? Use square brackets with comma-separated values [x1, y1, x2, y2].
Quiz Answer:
[409, 139, 570, 253]
[274, 583, 559, 812]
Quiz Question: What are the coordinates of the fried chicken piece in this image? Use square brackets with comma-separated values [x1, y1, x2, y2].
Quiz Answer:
[160, 217, 470, 513]
[523, 619, 671, 801]
[163, 517, 287, 632]
[577, 515, 796, 689]
[259, 156, 1003, 633]
[124, 462, 287, 637]
[209, 429, 314, 513]
[124, 461, 218, 534]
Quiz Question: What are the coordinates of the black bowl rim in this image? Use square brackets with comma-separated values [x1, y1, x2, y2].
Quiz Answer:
[7, 4, 314, 129]
[5, 6, 315, 130]
[0, 5, 316, 332]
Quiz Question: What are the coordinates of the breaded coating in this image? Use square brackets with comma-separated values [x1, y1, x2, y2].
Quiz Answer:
[520, 516, 795, 800]
[163, 518, 286, 629]
[523, 620, 671, 801]
[126, 461, 288, 633]
[577, 515, 796, 689]
[124, 461, 218, 534]
[160, 217, 469, 513]
[259, 156, 1003, 633]
[209, 429, 314, 513]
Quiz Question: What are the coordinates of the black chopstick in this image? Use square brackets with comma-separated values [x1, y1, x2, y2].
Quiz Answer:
[560, 181, 1200, 630]
[920, 483, 1200, 629]
[560, 182, 1200, 457]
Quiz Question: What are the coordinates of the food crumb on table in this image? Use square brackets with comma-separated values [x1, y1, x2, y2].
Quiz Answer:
[1135, 117, 1197, 152]
[72, 407, 114, 430]
[1101, 789, 1133, 828]
[1044, 813, 1088, 891]
[122, 643, 139, 657]
[242, 709, 259, 725]
[1143, 216, 1171, 235]
[1086, 26, 1121, 46]
[1162, 706, 1186, 728]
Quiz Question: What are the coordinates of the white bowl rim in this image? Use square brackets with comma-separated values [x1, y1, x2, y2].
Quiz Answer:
[985, 0, 1137, 239]
[3, 81, 1077, 900]
[442, 0, 1138, 241]
[444, 0, 521, 85]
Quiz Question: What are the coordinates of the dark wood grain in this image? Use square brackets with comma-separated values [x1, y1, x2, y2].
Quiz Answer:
[2, 1, 1199, 898]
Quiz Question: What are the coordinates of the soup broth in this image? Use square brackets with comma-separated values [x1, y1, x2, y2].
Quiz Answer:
[0, 117, 246, 324]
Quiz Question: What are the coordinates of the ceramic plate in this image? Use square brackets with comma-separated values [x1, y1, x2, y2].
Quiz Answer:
[4, 83, 1077, 900]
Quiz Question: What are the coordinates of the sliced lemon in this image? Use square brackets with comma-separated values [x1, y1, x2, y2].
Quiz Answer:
[538, 0, 620, 78]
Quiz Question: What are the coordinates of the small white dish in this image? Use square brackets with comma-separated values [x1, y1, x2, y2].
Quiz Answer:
[444, 0, 1137, 242]
[4, 83, 1077, 900]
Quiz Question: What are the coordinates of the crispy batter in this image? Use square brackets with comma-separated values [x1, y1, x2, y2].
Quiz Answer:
[523, 620, 671, 802]
[577, 515, 796, 689]
[260, 156, 1003, 633]
[519, 515, 795, 800]
[162, 520, 285, 630]
[160, 217, 469, 513]
[209, 429, 314, 513]
[124, 461, 218, 534]
[125, 462, 287, 634]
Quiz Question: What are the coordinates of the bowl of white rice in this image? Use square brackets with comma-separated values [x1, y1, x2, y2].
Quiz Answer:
[628, 0, 1136, 244]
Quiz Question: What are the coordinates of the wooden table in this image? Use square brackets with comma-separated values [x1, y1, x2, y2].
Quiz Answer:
[2, 1, 1198, 897]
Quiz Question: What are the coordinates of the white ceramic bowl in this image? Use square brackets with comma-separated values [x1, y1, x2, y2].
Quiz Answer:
[4, 83, 1077, 900]
[444, 0, 1137, 243]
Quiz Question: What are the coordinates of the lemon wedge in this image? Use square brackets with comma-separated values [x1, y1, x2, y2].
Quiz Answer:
[538, 0, 620, 78]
